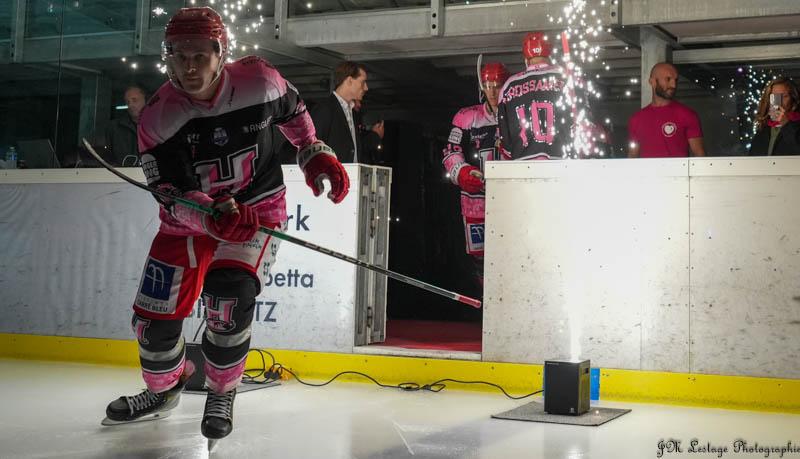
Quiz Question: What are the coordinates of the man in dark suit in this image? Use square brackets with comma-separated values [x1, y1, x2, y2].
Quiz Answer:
[311, 61, 384, 164]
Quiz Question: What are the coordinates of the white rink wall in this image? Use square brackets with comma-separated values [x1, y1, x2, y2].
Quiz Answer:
[0, 165, 386, 354]
[483, 157, 800, 379]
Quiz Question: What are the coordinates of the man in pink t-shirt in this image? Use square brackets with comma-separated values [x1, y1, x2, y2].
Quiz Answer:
[628, 63, 705, 158]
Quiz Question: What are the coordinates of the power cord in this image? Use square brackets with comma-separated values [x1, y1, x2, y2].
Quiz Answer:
[241, 349, 543, 400]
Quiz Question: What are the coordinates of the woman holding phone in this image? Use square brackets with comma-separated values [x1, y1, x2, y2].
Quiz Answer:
[749, 77, 800, 156]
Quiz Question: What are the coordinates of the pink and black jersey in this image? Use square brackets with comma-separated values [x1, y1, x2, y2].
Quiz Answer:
[442, 103, 499, 257]
[442, 103, 500, 178]
[138, 56, 317, 235]
[497, 63, 570, 160]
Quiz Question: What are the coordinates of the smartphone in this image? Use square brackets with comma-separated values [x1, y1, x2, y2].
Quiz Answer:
[770, 93, 783, 109]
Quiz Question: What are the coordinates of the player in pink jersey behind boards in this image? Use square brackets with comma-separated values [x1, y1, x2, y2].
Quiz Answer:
[442, 61, 509, 292]
[100, 6, 349, 451]
[628, 62, 705, 158]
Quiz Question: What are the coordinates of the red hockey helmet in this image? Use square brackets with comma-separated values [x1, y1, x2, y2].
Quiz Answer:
[522, 31, 551, 59]
[163, 7, 228, 56]
[481, 62, 510, 87]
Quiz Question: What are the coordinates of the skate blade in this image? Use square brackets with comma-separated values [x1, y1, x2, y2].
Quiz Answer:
[101, 410, 172, 426]
[208, 439, 219, 453]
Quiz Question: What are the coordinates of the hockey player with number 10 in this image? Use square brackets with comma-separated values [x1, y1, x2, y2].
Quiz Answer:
[498, 31, 604, 160]
[101, 7, 349, 451]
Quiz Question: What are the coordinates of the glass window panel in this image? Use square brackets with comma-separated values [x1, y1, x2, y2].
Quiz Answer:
[0, 64, 76, 168]
[25, 0, 62, 37]
[60, 0, 137, 34]
[290, 0, 427, 17]
[25, 0, 139, 36]
[0, 0, 12, 39]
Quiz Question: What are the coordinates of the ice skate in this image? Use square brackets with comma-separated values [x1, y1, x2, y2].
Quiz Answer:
[101, 363, 194, 426]
[201, 388, 236, 452]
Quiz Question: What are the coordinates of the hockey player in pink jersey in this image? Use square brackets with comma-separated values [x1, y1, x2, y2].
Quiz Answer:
[101, 7, 349, 450]
[442, 62, 509, 289]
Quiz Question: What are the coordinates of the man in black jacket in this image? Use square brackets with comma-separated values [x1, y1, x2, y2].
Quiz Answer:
[311, 61, 383, 164]
[84, 86, 147, 166]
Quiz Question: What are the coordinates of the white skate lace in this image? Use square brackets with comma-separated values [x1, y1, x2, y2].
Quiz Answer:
[205, 390, 235, 420]
[126, 390, 162, 413]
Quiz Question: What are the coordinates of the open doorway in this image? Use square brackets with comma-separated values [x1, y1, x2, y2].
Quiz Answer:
[367, 116, 483, 354]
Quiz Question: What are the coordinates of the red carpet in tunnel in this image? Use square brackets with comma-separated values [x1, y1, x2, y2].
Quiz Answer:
[378, 319, 482, 352]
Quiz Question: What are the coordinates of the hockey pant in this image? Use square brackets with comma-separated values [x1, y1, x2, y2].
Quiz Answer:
[461, 191, 485, 258]
[131, 223, 283, 394]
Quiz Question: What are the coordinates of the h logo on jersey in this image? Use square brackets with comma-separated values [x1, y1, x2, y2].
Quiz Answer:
[203, 293, 237, 332]
[212, 127, 229, 146]
[194, 145, 259, 196]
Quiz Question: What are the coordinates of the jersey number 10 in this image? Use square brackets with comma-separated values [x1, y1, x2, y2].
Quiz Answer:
[515, 101, 555, 146]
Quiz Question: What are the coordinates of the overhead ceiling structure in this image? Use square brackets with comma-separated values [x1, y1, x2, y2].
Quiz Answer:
[1, 0, 800, 122]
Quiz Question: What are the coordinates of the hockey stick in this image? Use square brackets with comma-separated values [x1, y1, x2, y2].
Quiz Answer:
[476, 53, 484, 102]
[81, 138, 482, 308]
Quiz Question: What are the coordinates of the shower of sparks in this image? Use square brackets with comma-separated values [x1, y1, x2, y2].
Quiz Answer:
[546, 0, 607, 158]
[739, 66, 774, 148]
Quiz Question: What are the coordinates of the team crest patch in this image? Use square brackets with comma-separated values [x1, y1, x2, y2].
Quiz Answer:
[135, 258, 183, 315]
[213, 127, 229, 146]
[662, 122, 677, 137]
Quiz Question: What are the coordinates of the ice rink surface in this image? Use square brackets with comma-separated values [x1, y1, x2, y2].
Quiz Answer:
[0, 359, 798, 459]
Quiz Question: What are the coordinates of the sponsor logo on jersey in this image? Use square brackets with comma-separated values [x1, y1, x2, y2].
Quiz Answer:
[448, 127, 463, 144]
[141, 153, 160, 182]
[135, 258, 182, 315]
[467, 222, 485, 252]
[662, 122, 677, 137]
[213, 127, 229, 146]
[242, 117, 272, 134]
[186, 133, 200, 145]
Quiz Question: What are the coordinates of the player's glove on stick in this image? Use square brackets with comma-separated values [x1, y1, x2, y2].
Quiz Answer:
[203, 196, 259, 243]
[457, 165, 484, 194]
[298, 142, 350, 203]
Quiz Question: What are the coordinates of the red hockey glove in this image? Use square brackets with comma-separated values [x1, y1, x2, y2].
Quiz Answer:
[457, 165, 484, 194]
[203, 196, 259, 243]
[298, 142, 350, 204]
